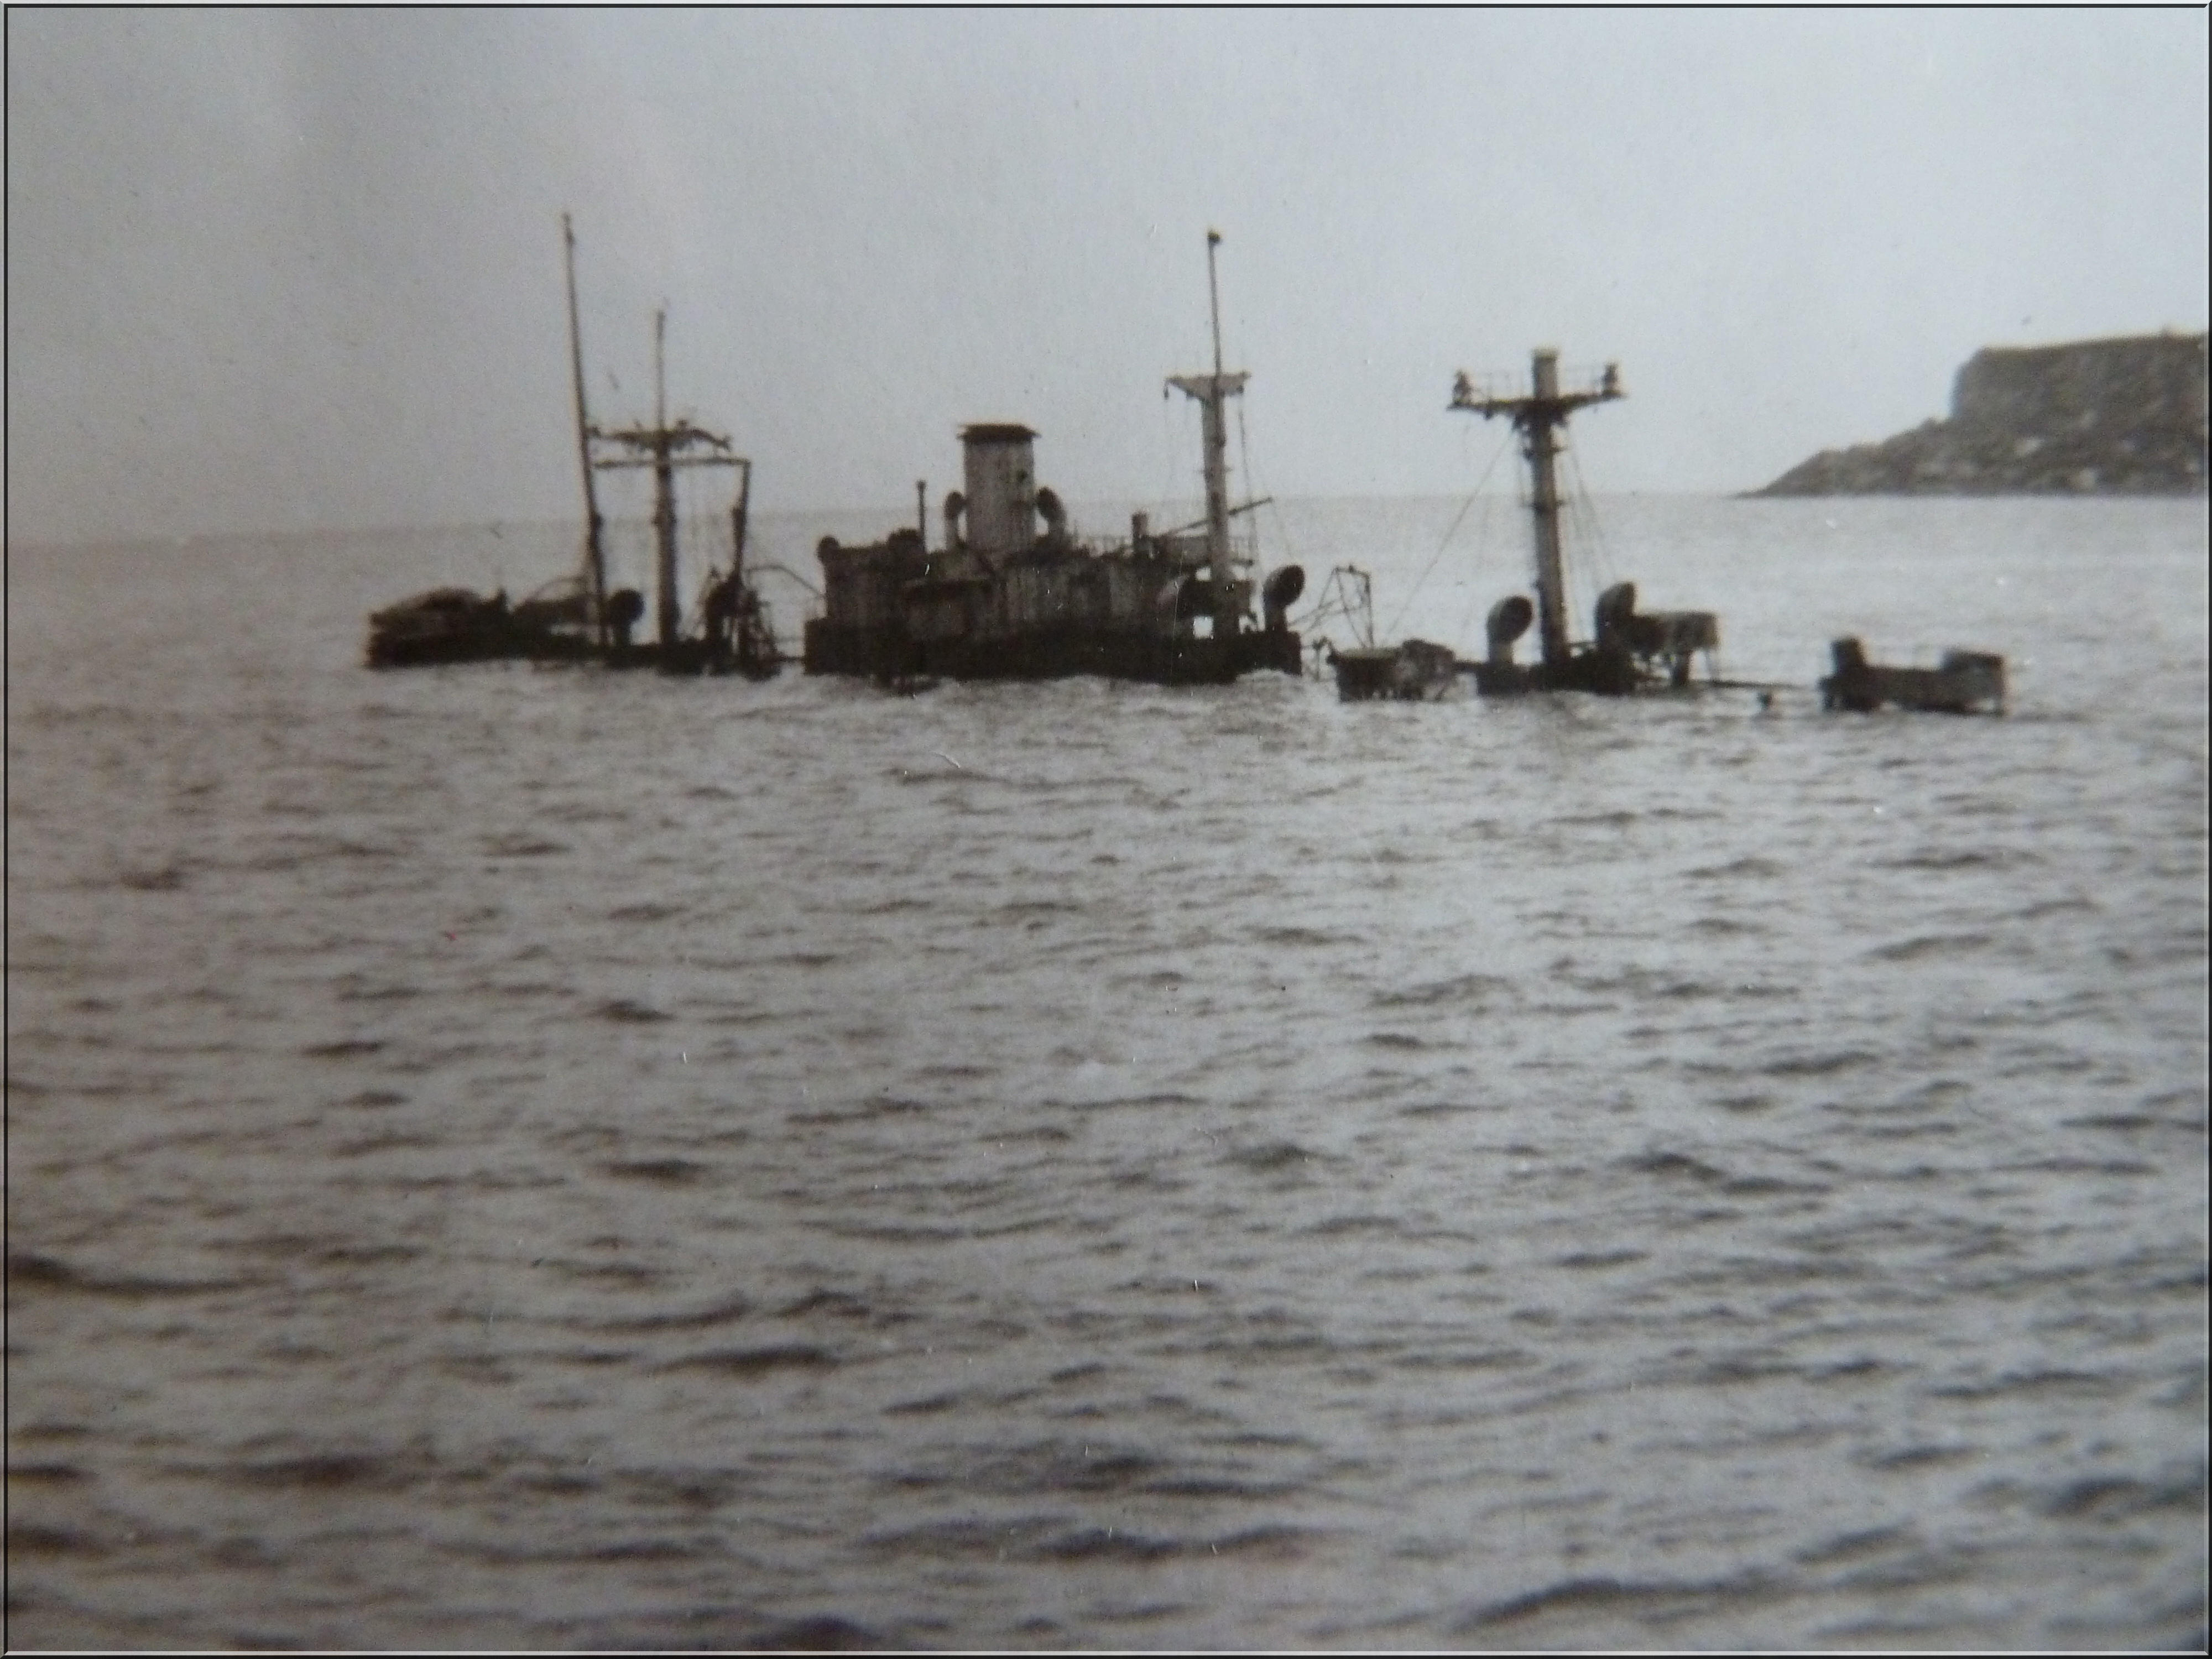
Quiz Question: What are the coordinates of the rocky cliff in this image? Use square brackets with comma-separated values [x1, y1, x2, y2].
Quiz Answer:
[1755, 332, 2207, 495]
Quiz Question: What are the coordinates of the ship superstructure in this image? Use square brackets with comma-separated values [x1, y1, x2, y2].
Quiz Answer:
[1448, 349, 1718, 696]
[802, 233, 1303, 686]
[367, 217, 778, 676]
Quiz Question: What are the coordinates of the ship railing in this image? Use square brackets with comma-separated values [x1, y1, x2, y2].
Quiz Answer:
[1453, 362, 1621, 403]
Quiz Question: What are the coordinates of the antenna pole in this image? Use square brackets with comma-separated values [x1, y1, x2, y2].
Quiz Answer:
[1525, 351, 1569, 667]
[1165, 230, 1246, 637]
[732, 457, 752, 590]
[1207, 228, 1224, 380]
[564, 214, 609, 649]
[651, 307, 680, 652]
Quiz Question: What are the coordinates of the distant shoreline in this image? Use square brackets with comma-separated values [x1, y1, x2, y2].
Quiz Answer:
[1752, 332, 2208, 498]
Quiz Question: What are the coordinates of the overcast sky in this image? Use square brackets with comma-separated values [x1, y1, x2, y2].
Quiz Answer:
[9, 7, 2208, 546]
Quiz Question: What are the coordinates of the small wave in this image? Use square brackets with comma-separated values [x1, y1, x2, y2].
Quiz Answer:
[1867, 1443, 1978, 1471]
[482, 833, 567, 857]
[1307, 1212, 1401, 1237]
[607, 901, 683, 922]
[1031, 1525, 1178, 1563]
[6, 1523, 107, 1559]
[776, 1289, 895, 1323]
[991, 898, 1085, 919]
[302, 1038, 384, 1059]
[314, 1243, 422, 1266]
[884, 1391, 966, 1416]
[8, 1250, 242, 1300]
[1761, 1047, 1880, 1077]
[1866, 931, 1994, 963]
[1876, 847, 2039, 872]
[1399, 1099, 1489, 1118]
[341, 1089, 409, 1109]
[2066, 1110, 2205, 1135]
[114, 863, 188, 891]
[2039, 1467, 2206, 1519]
[222, 1452, 416, 1491]
[1686, 854, 1787, 881]
[1931, 1367, 2124, 1402]
[1557, 1249, 1647, 1270]
[336, 981, 424, 1003]
[1206, 1523, 1322, 1558]
[586, 1537, 707, 1562]
[594, 998, 671, 1023]
[1086, 1091, 1204, 1111]
[603, 1157, 708, 1185]
[1392, 1347, 1532, 1373]
[1456, 1572, 1772, 1632]
[855, 895, 931, 915]
[744, 1614, 884, 1650]
[4, 1463, 86, 1485]
[1795, 1524, 1916, 1566]
[1374, 972, 1516, 1009]
[1250, 925, 1354, 947]
[658, 1344, 838, 1376]
[1714, 1093, 1776, 1114]
[1226, 1140, 1314, 1173]
[1627, 1150, 1733, 1185]
[546, 1347, 635, 1368]
[593, 1301, 757, 1336]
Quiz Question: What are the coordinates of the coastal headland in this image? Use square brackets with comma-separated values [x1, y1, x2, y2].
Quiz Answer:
[1755, 332, 2208, 495]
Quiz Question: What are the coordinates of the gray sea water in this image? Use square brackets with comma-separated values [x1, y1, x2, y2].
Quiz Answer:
[7, 493, 2207, 1650]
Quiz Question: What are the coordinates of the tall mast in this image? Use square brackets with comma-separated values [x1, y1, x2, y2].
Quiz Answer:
[564, 214, 609, 649]
[1166, 230, 1249, 637]
[732, 457, 753, 589]
[1451, 349, 1622, 669]
[651, 307, 680, 653]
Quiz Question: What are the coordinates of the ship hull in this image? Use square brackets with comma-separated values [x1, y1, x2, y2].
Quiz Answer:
[1468, 646, 1644, 697]
[805, 620, 1300, 686]
[366, 627, 598, 670]
[1332, 640, 1460, 701]
[369, 620, 780, 678]
[1820, 639, 2005, 714]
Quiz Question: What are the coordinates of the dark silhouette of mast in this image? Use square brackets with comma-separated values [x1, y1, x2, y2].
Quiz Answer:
[1451, 349, 1621, 671]
[589, 307, 743, 662]
[564, 215, 610, 649]
[1167, 230, 1250, 637]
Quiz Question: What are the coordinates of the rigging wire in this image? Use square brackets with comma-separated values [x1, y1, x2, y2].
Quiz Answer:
[1233, 389, 1307, 572]
[1560, 440, 1621, 638]
[1381, 424, 1516, 639]
[1234, 388, 1264, 564]
[1449, 490, 1500, 645]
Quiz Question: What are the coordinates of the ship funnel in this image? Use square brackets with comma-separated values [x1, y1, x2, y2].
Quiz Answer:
[959, 424, 1040, 557]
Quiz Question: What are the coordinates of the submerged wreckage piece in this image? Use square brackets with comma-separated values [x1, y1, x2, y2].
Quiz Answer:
[1331, 638, 1459, 701]
[1820, 638, 2007, 714]
[1453, 350, 1720, 697]
[1301, 565, 1449, 701]
[365, 578, 599, 669]
[367, 217, 780, 677]
[1337, 349, 1721, 701]
[802, 234, 1302, 687]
